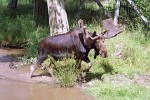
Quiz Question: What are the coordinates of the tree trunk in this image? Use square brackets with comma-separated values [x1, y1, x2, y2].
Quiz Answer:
[127, 0, 149, 23]
[8, 0, 18, 18]
[94, 0, 112, 18]
[47, 0, 69, 35]
[114, 0, 120, 25]
[34, 0, 48, 25]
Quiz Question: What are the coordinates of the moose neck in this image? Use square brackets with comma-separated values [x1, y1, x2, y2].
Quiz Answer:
[84, 33, 95, 52]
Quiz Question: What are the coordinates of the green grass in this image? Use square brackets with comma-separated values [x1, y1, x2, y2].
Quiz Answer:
[85, 82, 150, 100]
[83, 28, 150, 100]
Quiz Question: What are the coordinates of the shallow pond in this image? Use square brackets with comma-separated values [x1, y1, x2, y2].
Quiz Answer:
[0, 79, 93, 100]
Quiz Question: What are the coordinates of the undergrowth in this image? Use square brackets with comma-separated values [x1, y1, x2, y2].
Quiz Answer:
[43, 57, 78, 87]
[54, 58, 77, 87]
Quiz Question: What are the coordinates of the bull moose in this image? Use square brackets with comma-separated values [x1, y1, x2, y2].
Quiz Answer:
[30, 18, 123, 79]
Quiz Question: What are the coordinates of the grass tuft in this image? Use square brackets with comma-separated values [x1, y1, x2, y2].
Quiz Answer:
[53, 58, 77, 87]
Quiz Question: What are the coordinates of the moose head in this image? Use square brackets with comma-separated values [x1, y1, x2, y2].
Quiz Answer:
[83, 18, 124, 59]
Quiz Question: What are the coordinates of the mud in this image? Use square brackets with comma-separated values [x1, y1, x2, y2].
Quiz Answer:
[0, 48, 94, 100]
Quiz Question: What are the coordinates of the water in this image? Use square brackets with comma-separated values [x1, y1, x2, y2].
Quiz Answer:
[0, 79, 93, 100]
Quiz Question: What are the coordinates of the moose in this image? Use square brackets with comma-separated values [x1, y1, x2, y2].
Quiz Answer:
[30, 18, 123, 79]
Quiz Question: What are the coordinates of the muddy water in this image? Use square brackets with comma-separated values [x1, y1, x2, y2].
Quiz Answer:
[0, 48, 24, 62]
[0, 79, 93, 100]
[0, 48, 94, 100]
[0, 48, 24, 56]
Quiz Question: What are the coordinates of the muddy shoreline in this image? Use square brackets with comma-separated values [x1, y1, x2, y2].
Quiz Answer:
[0, 48, 94, 100]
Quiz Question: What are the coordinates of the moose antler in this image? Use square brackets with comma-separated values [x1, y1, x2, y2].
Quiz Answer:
[84, 28, 102, 40]
[102, 18, 124, 39]
[78, 19, 84, 28]
[78, 19, 102, 40]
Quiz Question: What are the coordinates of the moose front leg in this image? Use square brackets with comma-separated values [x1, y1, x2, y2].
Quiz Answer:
[75, 59, 82, 69]
[83, 57, 92, 72]
[76, 57, 92, 85]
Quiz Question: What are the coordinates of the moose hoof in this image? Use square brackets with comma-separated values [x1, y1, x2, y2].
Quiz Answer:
[77, 79, 82, 86]
[29, 73, 33, 78]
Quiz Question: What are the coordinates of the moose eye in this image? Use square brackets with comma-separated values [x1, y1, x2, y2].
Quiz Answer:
[101, 39, 105, 43]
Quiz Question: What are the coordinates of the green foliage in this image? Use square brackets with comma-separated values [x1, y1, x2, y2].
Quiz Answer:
[25, 27, 49, 57]
[120, 0, 150, 31]
[0, 1, 35, 46]
[53, 58, 77, 87]
[3, 17, 33, 43]
[133, 0, 150, 19]
[0, 1, 49, 57]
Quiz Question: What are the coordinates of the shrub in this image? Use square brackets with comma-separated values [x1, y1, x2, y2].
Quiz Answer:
[53, 58, 77, 87]
[25, 26, 49, 57]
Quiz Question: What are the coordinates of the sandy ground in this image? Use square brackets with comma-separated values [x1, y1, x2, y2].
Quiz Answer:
[0, 62, 57, 84]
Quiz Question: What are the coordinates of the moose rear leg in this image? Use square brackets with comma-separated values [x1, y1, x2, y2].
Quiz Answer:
[75, 59, 83, 85]
[30, 54, 48, 78]
[46, 58, 56, 77]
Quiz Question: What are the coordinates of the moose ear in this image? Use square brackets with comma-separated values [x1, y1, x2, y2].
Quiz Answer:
[84, 29, 102, 40]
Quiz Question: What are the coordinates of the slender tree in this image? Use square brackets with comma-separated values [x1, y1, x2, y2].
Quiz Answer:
[47, 0, 69, 35]
[94, 0, 112, 18]
[127, 0, 149, 23]
[114, 0, 120, 25]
